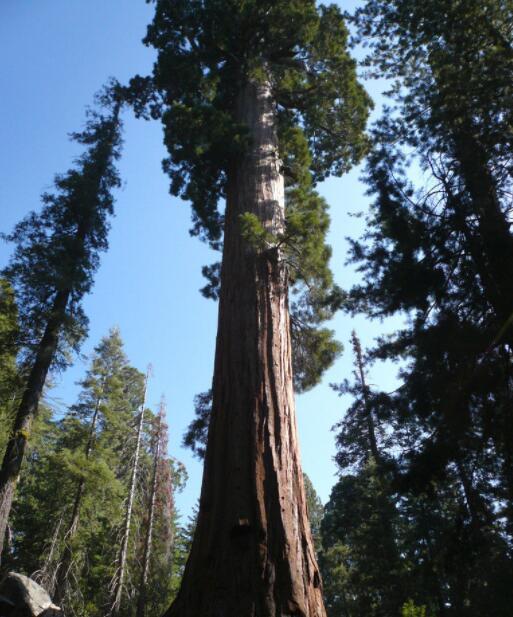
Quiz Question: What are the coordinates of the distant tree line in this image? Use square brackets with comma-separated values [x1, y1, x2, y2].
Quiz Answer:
[0, 328, 189, 617]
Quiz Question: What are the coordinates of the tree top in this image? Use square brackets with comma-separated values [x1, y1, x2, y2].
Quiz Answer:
[139, 0, 371, 244]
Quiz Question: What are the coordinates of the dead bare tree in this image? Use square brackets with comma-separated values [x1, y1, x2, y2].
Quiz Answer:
[136, 398, 166, 617]
[109, 367, 151, 616]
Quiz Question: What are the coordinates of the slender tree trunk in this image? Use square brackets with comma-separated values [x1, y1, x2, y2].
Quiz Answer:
[0, 288, 69, 560]
[136, 412, 162, 617]
[40, 517, 63, 588]
[417, 493, 448, 617]
[110, 374, 148, 616]
[53, 393, 103, 604]
[0, 103, 120, 562]
[430, 53, 513, 331]
[352, 332, 380, 462]
[452, 128, 513, 327]
[167, 78, 325, 617]
[455, 460, 492, 536]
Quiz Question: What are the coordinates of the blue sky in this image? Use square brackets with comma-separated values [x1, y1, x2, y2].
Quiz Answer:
[0, 1, 400, 519]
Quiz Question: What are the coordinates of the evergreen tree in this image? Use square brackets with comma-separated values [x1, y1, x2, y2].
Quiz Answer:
[136, 399, 175, 617]
[321, 333, 406, 617]
[0, 279, 20, 458]
[303, 474, 324, 557]
[136, 3, 370, 613]
[138, 447, 187, 617]
[109, 367, 150, 616]
[2, 403, 57, 570]
[136, 407, 164, 617]
[168, 505, 197, 603]
[0, 83, 124, 557]
[51, 330, 145, 609]
[4, 331, 144, 613]
[0, 324, 192, 617]
[340, 1, 513, 613]
[321, 466, 406, 617]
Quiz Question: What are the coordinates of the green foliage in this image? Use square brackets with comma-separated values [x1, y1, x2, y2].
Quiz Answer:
[303, 473, 323, 555]
[239, 213, 275, 251]
[324, 301, 513, 615]
[135, 0, 371, 390]
[353, 0, 513, 170]
[142, 0, 370, 242]
[4, 330, 187, 617]
[402, 600, 427, 617]
[291, 322, 341, 393]
[5, 331, 143, 611]
[1, 83, 123, 369]
[0, 279, 20, 456]
[182, 390, 211, 460]
[283, 150, 344, 390]
[168, 505, 197, 601]
[319, 542, 350, 617]
[336, 2, 513, 614]
[5, 404, 60, 572]
[321, 462, 407, 617]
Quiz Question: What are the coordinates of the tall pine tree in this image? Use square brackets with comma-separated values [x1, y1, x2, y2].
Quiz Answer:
[322, 333, 406, 617]
[343, 1, 513, 613]
[51, 330, 145, 608]
[0, 83, 124, 558]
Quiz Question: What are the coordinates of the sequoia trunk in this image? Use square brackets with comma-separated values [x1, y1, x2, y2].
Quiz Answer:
[166, 79, 326, 616]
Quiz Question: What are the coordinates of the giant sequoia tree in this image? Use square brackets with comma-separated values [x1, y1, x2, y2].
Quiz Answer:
[0, 84, 123, 558]
[138, 1, 370, 614]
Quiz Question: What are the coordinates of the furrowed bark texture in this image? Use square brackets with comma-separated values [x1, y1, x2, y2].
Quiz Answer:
[166, 79, 326, 617]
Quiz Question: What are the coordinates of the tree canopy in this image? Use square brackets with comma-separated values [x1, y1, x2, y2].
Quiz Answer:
[130, 0, 372, 392]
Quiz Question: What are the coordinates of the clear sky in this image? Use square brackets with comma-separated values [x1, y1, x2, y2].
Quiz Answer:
[0, 1, 400, 520]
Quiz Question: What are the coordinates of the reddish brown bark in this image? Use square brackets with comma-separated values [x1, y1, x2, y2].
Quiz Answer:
[166, 78, 325, 617]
